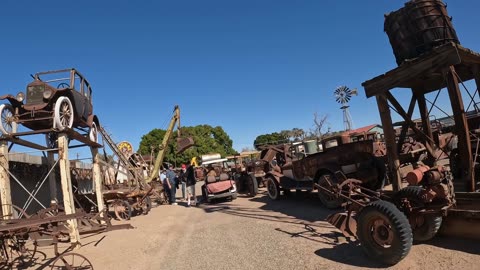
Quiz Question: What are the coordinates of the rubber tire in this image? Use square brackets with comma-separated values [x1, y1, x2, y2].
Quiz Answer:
[234, 173, 245, 193]
[89, 121, 98, 143]
[54, 96, 74, 130]
[202, 186, 209, 203]
[114, 200, 132, 221]
[0, 104, 17, 135]
[357, 200, 412, 266]
[394, 186, 443, 242]
[246, 173, 258, 196]
[317, 174, 342, 209]
[266, 177, 280, 200]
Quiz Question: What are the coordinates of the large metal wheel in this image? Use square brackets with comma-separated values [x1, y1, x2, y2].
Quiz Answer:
[54, 97, 74, 131]
[50, 252, 93, 270]
[88, 121, 98, 143]
[266, 177, 280, 200]
[317, 174, 342, 209]
[357, 200, 412, 266]
[140, 196, 152, 215]
[394, 186, 443, 242]
[9, 235, 37, 268]
[113, 200, 132, 221]
[0, 104, 17, 135]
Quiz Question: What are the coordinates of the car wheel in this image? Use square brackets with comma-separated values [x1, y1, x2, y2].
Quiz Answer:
[317, 174, 343, 209]
[0, 104, 17, 135]
[266, 176, 280, 200]
[54, 96, 74, 131]
[89, 121, 98, 143]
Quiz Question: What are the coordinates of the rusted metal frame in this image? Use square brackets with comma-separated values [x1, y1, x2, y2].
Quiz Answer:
[397, 94, 418, 152]
[427, 89, 443, 115]
[20, 158, 60, 216]
[386, 91, 437, 158]
[315, 184, 365, 208]
[0, 212, 86, 234]
[452, 69, 480, 112]
[377, 94, 403, 192]
[0, 162, 50, 209]
[445, 66, 475, 191]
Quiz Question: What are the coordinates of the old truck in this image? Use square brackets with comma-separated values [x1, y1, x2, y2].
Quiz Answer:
[261, 139, 386, 208]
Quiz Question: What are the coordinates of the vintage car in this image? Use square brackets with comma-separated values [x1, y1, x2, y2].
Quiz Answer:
[0, 68, 99, 142]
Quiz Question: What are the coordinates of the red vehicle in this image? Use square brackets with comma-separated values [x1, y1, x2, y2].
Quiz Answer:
[0, 68, 99, 142]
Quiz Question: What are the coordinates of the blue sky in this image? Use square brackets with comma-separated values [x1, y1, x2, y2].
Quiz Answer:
[1, 0, 479, 158]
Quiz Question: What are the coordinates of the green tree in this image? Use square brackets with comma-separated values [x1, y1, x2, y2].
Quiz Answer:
[253, 132, 288, 150]
[138, 125, 236, 166]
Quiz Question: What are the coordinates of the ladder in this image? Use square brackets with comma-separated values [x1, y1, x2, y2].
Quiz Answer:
[98, 126, 145, 185]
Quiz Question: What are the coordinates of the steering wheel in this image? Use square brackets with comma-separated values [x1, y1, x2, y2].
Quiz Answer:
[57, 82, 70, 89]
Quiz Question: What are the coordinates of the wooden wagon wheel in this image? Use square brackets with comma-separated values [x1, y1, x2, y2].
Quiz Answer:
[50, 252, 93, 269]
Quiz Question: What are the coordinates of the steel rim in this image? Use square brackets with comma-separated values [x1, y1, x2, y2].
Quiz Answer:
[1, 106, 14, 133]
[59, 100, 72, 128]
[50, 253, 93, 270]
[369, 217, 394, 248]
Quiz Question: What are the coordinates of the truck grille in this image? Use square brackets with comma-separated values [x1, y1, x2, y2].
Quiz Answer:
[26, 85, 45, 105]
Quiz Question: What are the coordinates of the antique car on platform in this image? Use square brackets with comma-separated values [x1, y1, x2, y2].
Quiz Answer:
[0, 68, 100, 142]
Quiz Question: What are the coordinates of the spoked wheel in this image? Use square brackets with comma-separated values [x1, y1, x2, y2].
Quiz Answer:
[88, 121, 98, 143]
[54, 97, 74, 131]
[317, 174, 342, 209]
[9, 236, 38, 268]
[246, 173, 258, 197]
[266, 177, 280, 200]
[50, 252, 93, 270]
[357, 200, 412, 266]
[0, 104, 17, 135]
[394, 186, 443, 242]
[113, 200, 132, 221]
[140, 196, 152, 215]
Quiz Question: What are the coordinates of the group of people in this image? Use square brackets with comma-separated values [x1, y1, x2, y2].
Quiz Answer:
[160, 163, 197, 207]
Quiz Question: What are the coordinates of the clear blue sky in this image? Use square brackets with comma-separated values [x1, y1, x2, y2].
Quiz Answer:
[1, 0, 479, 158]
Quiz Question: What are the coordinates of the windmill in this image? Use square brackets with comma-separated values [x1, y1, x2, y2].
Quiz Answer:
[334, 86, 357, 131]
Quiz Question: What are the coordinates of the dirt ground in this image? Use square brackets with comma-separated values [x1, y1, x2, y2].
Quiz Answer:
[25, 186, 479, 270]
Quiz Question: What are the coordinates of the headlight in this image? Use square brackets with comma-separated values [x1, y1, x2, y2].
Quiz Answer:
[43, 89, 53, 99]
[16, 92, 25, 102]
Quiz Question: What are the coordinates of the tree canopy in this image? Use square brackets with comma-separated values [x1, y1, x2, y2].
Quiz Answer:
[138, 125, 236, 166]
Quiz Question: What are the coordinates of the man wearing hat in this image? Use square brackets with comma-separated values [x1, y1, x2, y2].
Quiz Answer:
[179, 164, 188, 201]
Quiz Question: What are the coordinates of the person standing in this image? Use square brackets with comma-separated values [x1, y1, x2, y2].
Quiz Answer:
[166, 164, 178, 205]
[185, 163, 197, 207]
[178, 164, 188, 201]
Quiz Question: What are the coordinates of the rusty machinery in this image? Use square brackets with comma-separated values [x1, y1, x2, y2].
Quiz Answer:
[320, 0, 480, 266]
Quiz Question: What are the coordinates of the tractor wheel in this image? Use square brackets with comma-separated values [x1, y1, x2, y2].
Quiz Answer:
[394, 186, 443, 242]
[113, 200, 132, 221]
[141, 196, 152, 215]
[357, 200, 412, 266]
[246, 173, 258, 196]
[317, 174, 342, 209]
[266, 177, 280, 200]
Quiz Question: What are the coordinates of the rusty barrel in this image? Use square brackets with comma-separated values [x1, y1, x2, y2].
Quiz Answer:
[384, 0, 459, 65]
[406, 0, 459, 54]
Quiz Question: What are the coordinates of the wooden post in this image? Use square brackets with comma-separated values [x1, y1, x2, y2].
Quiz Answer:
[91, 147, 105, 222]
[445, 66, 474, 192]
[376, 94, 402, 191]
[0, 140, 12, 218]
[58, 133, 80, 246]
[414, 89, 436, 164]
[47, 152, 58, 202]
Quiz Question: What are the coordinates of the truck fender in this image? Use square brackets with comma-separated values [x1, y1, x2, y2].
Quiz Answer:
[265, 172, 281, 184]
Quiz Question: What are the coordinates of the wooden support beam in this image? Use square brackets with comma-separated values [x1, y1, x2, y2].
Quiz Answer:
[396, 94, 417, 152]
[386, 91, 436, 158]
[91, 147, 105, 223]
[445, 66, 474, 192]
[58, 133, 80, 246]
[47, 152, 57, 202]
[415, 89, 436, 164]
[376, 94, 402, 192]
[0, 141, 12, 218]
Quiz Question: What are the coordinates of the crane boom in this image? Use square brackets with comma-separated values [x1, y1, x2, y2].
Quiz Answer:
[145, 105, 181, 183]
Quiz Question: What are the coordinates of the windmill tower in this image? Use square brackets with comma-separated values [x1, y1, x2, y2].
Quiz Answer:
[334, 86, 357, 131]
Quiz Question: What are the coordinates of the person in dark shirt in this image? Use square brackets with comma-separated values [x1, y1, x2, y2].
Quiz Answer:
[185, 163, 197, 207]
[166, 164, 177, 205]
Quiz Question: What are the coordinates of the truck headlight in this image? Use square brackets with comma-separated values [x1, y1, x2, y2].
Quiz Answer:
[16, 92, 25, 102]
[43, 89, 53, 99]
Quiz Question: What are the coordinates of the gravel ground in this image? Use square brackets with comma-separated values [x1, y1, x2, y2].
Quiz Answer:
[24, 186, 479, 270]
